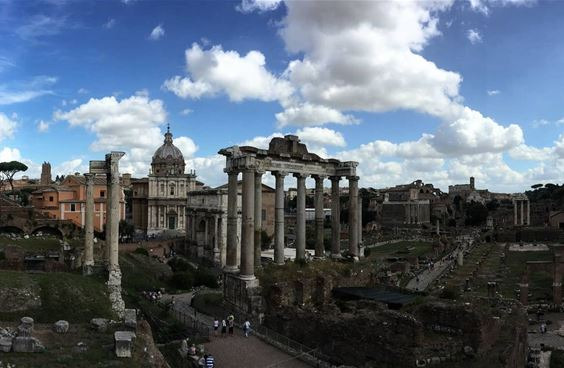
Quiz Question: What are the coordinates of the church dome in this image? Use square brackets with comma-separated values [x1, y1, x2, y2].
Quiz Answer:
[151, 127, 186, 176]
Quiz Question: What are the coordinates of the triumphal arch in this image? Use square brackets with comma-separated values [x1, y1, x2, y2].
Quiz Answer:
[218, 135, 360, 314]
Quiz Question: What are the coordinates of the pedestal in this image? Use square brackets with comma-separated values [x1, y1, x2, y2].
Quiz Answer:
[223, 272, 262, 317]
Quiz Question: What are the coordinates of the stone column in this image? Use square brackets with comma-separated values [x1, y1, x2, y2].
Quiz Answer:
[225, 169, 239, 272]
[274, 171, 286, 265]
[107, 152, 124, 271]
[240, 168, 255, 279]
[348, 176, 359, 260]
[330, 176, 341, 258]
[554, 279, 562, 305]
[514, 201, 517, 226]
[213, 214, 220, 265]
[527, 200, 531, 226]
[295, 173, 307, 261]
[358, 196, 362, 248]
[313, 175, 325, 258]
[105, 171, 112, 265]
[254, 171, 263, 269]
[520, 200, 524, 226]
[83, 173, 95, 272]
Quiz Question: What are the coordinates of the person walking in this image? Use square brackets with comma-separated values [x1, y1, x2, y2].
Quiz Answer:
[227, 314, 235, 336]
[221, 319, 227, 337]
[213, 318, 219, 337]
[243, 320, 251, 338]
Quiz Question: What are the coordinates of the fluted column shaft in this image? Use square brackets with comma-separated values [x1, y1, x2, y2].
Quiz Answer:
[240, 169, 255, 279]
[225, 170, 239, 272]
[274, 171, 286, 265]
[84, 173, 95, 267]
[330, 176, 341, 258]
[520, 200, 524, 226]
[295, 173, 306, 261]
[254, 172, 263, 269]
[105, 172, 112, 264]
[107, 152, 124, 271]
[527, 200, 531, 226]
[314, 175, 325, 258]
[514, 201, 517, 226]
[348, 176, 359, 260]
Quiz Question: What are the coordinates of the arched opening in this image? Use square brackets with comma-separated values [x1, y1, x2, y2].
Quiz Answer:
[31, 226, 63, 238]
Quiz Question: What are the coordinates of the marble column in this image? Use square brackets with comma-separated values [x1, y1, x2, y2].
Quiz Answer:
[240, 168, 255, 279]
[83, 173, 95, 270]
[358, 196, 362, 248]
[107, 152, 124, 271]
[313, 175, 325, 258]
[527, 200, 531, 226]
[225, 169, 239, 272]
[348, 176, 359, 260]
[295, 173, 307, 261]
[514, 201, 518, 226]
[254, 171, 263, 269]
[330, 176, 341, 258]
[274, 171, 286, 265]
[213, 214, 220, 265]
[520, 200, 524, 226]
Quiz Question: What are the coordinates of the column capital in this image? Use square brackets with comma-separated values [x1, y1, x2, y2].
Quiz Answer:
[255, 169, 265, 176]
[329, 175, 341, 182]
[311, 174, 327, 181]
[293, 172, 308, 179]
[224, 168, 240, 175]
[347, 175, 360, 182]
[272, 170, 288, 178]
[84, 172, 95, 183]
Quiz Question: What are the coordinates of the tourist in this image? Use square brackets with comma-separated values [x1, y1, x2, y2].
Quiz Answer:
[205, 353, 215, 368]
[243, 319, 251, 337]
[213, 318, 219, 336]
[189, 343, 197, 356]
[227, 314, 235, 336]
[221, 319, 227, 337]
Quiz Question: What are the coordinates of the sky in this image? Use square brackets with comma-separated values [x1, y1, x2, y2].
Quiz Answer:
[1, 0, 563, 193]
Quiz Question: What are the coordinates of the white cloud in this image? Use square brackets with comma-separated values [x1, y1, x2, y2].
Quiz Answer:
[180, 108, 192, 116]
[37, 120, 49, 133]
[295, 127, 346, 147]
[0, 57, 15, 73]
[509, 144, 553, 161]
[468, 0, 536, 15]
[0, 147, 21, 162]
[77, 88, 89, 94]
[187, 155, 226, 187]
[0, 112, 17, 141]
[0, 75, 56, 105]
[54, 159, 85, 176]
[103, 18, 116, 29]
[174, 136, 198, 158]
[149, 24, 165, 41]
[275, 103, 358, 127]
[533, 119, 550, 128]
[163, 43, 293, 103]
[467, 29, 482, 44]
[16, 15, 67, 40]
[240, 133, 283, 148]
[487, 89, 500, 96]
[236, 0, 282, 13]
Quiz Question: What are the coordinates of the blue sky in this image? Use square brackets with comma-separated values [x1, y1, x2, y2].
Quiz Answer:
[0, 0, 563, 192]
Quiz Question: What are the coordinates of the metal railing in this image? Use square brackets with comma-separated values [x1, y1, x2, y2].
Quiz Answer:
[170, 307, 212, 340]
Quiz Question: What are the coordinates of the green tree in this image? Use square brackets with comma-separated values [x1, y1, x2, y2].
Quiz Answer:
[0, 161, 28, 191]
[465, 202, 488, 226]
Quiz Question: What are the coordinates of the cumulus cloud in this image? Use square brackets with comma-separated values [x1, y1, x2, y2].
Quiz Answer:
[236, 0, 282, 13]
[468, 0, 536, 15]
[103, 18, 116, 29]
[0, 112, 17, 141]
[295, 127, 346, 147]
[163, 43, 293, 103]
[149, 24, 165, 41]
[174, 136, 198, 158]
[275, 103, 358, 127]
[467, 29, 482, 44]
[180, 108, 192, 116]
[487, 89, 500, 96]
[509, 144, 553, 161]
[54, 159, 85, 175]
[0, 147, 21, 162]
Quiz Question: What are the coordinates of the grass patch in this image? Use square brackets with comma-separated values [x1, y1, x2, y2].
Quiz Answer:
[0, 270, 114, 323]
[0, 235, 62, 252]
[120, 253, 171, 293]
[551, 349, 564, 367]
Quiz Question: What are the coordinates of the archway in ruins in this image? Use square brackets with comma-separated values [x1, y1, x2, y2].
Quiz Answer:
[31, 226, 63, 238]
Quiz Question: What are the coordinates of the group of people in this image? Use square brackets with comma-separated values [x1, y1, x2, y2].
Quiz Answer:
[212, 315, 252, 338]
[142, 290, 163, 302]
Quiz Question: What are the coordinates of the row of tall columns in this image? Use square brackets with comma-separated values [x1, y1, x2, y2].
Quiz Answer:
[224, 169, 361, 280]
[513, 199, 531, 226]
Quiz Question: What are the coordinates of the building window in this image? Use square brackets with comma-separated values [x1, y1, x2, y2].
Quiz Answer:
[49, 196, 54, 202]
[160, 183, 165, 194]
[170, 185, 175, 196]
[70, 203, 76, 212]
[100, 190, 105, 197]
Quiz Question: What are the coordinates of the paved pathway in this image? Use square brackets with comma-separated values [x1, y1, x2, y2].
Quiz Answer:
[205, 331, 310, 368]
[163, 292, 310, 368]
[405, 256, 454, 291]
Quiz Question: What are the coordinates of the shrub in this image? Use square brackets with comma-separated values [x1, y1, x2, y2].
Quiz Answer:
[0, 251, 4, 260]
[440, 287, 460, 300]
[169, 272, 194, 290]
[194, 268, 218, 288]
[168, 257, 195, 273]
[133, 247, 149, 256]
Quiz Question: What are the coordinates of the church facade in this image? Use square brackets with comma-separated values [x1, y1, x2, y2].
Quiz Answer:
[131, 127, 197, 236]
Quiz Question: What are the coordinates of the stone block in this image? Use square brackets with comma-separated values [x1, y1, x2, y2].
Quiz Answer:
[124, 308, 136, 329]
[53, 320, 69, 334]
[91, 318, 109, 332]
[114, 331, 135, 358]
[12, 336, 44, 353]
[17, 317, 34, 337]
[0, 337, 13, 352]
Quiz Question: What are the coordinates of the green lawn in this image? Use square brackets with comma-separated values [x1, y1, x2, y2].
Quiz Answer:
[367, 241, 434, 259]
[0, 235, 64, 252]
[0, 270, 114, 323]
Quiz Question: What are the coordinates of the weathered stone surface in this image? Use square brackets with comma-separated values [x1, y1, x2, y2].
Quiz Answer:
[72, 341, 88, 353]
[114, 331, 135, 358]
[0, 285, 42, 313]
[0, 337, 13, 352]
[91, 318, 109, 332]
[17, 317, 34, 337]
[53, 320, 69, 334]
[12, 336, 44, 353]
[124, 308, 136, 329]
[107, 269, 125, 319]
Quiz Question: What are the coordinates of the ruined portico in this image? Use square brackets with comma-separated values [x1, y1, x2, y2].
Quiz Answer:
[512, 193, 530, 226]
[218, 135, 359, 314]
